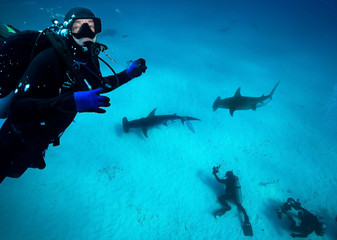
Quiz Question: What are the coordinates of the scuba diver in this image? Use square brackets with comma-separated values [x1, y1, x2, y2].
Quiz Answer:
[212, 165, 253, 236]
[277, 198, 327, 238]
[0, 7, 147, 183]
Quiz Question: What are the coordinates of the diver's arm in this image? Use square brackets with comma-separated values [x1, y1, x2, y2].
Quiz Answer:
[102, 58, 147, 92]
[213, 173, 227, 184]
[212, 166, 227, 184]
[10, 93, 76, 121]
[102, 70, 132, 92]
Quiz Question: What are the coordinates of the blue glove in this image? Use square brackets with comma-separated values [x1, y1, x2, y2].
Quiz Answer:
[126, 58, 147, 79]
[73, 88, 110, 113]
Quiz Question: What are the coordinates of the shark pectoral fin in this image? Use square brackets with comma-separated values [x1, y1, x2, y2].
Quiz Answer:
[142, 128, 148, 137]
[252, 105, 257, 111]
[230, 109, 235, 116]
[185, 120, 195, 133]
[163, 121, 168, 126]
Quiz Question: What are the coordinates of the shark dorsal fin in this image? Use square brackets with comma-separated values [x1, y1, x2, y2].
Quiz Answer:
[234, 88, 241, 97]
[148, 108, 157, 117]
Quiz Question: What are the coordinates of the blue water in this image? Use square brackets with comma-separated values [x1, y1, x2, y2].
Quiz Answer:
[1, 0, 337, 239]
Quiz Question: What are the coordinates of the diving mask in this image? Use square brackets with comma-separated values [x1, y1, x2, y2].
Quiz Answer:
[72, 22, 96, 39]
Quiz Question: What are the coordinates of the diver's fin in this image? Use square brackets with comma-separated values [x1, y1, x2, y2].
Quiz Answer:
[243, 220, 253, 236]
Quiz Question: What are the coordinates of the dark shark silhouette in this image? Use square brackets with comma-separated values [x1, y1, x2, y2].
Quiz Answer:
[122, 108, 200, 137]
[213, 82, 280, 116]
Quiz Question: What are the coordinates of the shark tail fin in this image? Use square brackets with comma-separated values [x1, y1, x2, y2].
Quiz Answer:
[268, 81, 280, 100]
[122, 117, 130, 133]
[212, 97, 221, 111]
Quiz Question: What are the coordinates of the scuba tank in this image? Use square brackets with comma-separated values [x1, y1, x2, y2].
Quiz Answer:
[234, 176, 243, 204]
[0, 24, 19, 118]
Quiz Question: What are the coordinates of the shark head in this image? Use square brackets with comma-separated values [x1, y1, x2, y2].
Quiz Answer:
[122, 117, 129, 133]
[212, 97, 222, 111]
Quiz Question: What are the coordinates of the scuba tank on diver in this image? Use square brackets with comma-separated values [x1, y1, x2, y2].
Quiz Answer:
[234, 176, 243, 204]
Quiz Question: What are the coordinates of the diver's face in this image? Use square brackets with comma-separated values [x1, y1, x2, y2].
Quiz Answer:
[72, 19, 95, 34]
[71, 19, 97, 46]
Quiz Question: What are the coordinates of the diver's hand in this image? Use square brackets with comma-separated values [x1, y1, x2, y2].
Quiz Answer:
[73, 88, 110, 113]
[212, 165, 220, 175]
[126, 58, 147, 79]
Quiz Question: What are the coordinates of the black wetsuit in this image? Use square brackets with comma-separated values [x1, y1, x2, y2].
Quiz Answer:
[278, 198, 326, 238]
[213, 172, 249, 222]
[289, 210, 318, 238]
[0, 36, 131, 182]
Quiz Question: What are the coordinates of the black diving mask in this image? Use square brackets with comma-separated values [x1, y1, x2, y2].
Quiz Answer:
[72, 23, 96, 39]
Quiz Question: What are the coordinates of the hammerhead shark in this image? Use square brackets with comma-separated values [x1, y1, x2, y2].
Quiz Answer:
[213, 81, 280, 116]
[122, 108, 200, 137]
